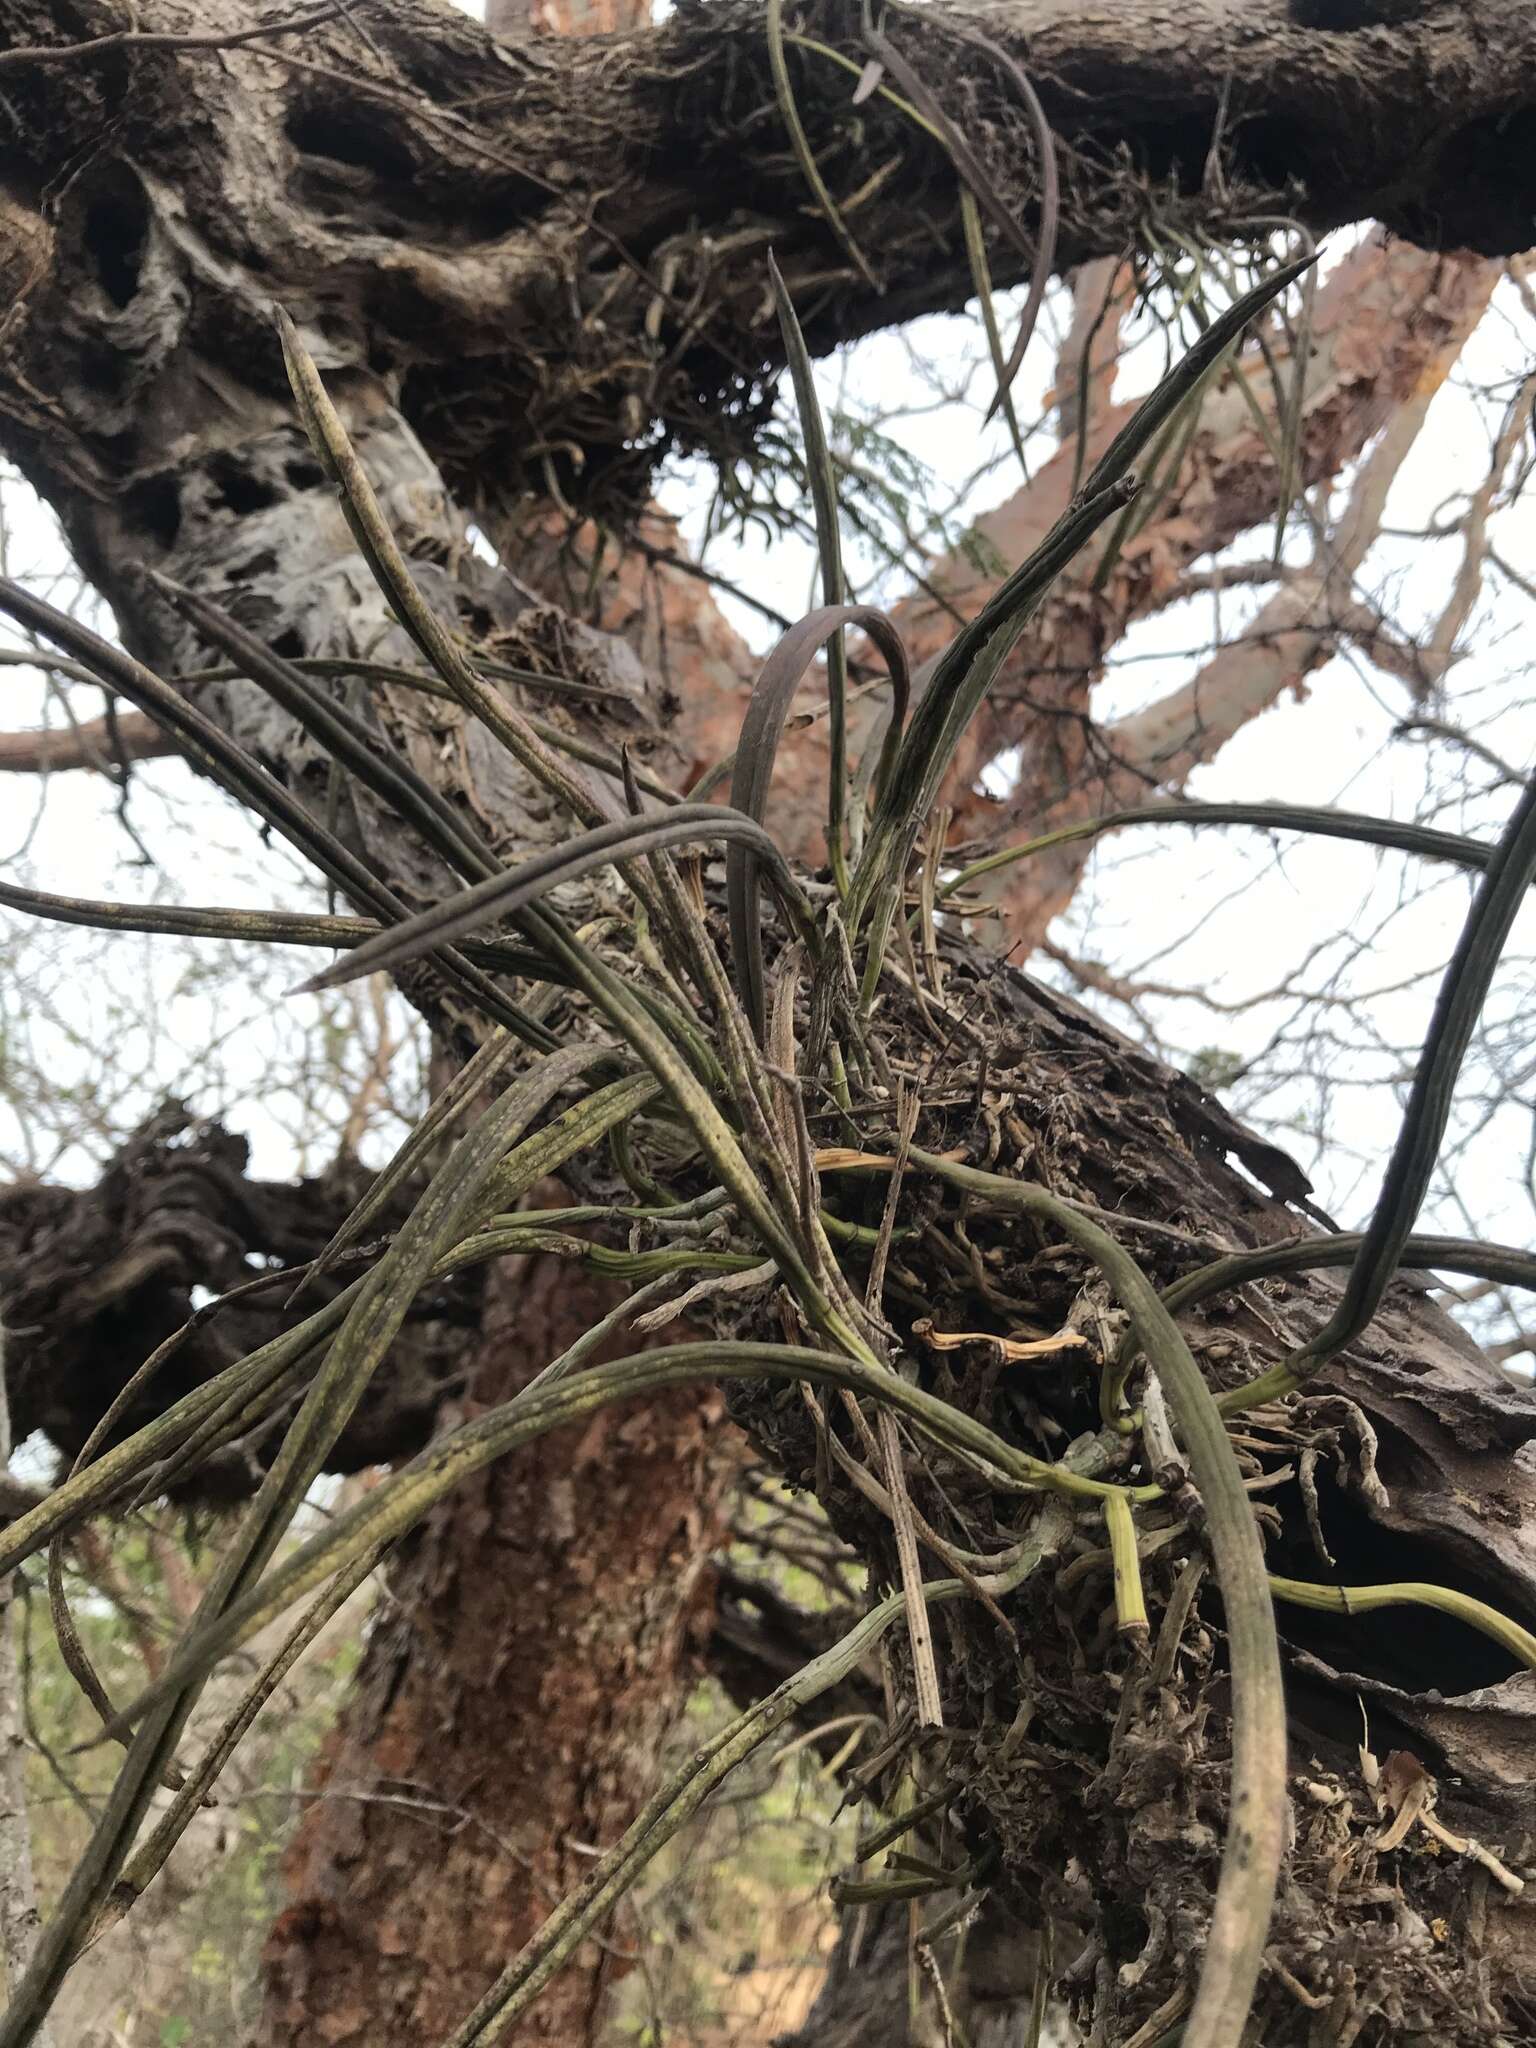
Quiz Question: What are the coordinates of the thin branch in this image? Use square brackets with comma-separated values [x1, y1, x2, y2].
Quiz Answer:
[0, 3, 362, 69]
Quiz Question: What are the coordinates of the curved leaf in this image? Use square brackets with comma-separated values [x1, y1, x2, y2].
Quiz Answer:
[296, 803, 806, 997]
[728, 602, 910, 1034]
[941, 799, 1522, 900]
[769, 252, 855, 884]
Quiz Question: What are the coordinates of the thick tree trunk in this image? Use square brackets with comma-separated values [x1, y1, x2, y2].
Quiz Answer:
[3, 8, 1536, 2048]
[263, 1251, 737, 2047]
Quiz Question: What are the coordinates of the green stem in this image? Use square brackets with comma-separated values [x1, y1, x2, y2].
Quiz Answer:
[1105, 1492, 1149, 1640]
[900, 1148, 1285, 2048]
[1268, 1576, 1536, 1671]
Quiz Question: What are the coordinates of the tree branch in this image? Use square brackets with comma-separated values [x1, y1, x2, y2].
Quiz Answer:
[931, 236, 1497, 941]
[0, 2, 359, 70]
[1, 0, 1533, 529]
[0, 711, 176, 775]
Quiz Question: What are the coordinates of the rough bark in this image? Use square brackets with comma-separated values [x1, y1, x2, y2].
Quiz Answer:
[263, 1249, 737, 2047]
[0, 1108, 741, 2045]
[0, 23, 726, 2048]
[1, 0, 1534, 547]
[733, 954, 1536, 2046]
[0, 4, 758, 2038]
[0, 411, 733, 2048]
[0, 1105, 469, 1488]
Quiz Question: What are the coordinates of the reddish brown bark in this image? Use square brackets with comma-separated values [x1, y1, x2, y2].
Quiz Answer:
[264, 1248, 737, 2047]
[597, 239, 1498, 946]
[954, 260, 1498, 944]
[869, 237, 1497, 945]
[487, 0, 650, 36]
[248, 500, 753, 2048]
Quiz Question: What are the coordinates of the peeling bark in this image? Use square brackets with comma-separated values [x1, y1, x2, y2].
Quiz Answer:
[264, 1250, 738, 2048]
[908, 238, 1497, 945]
